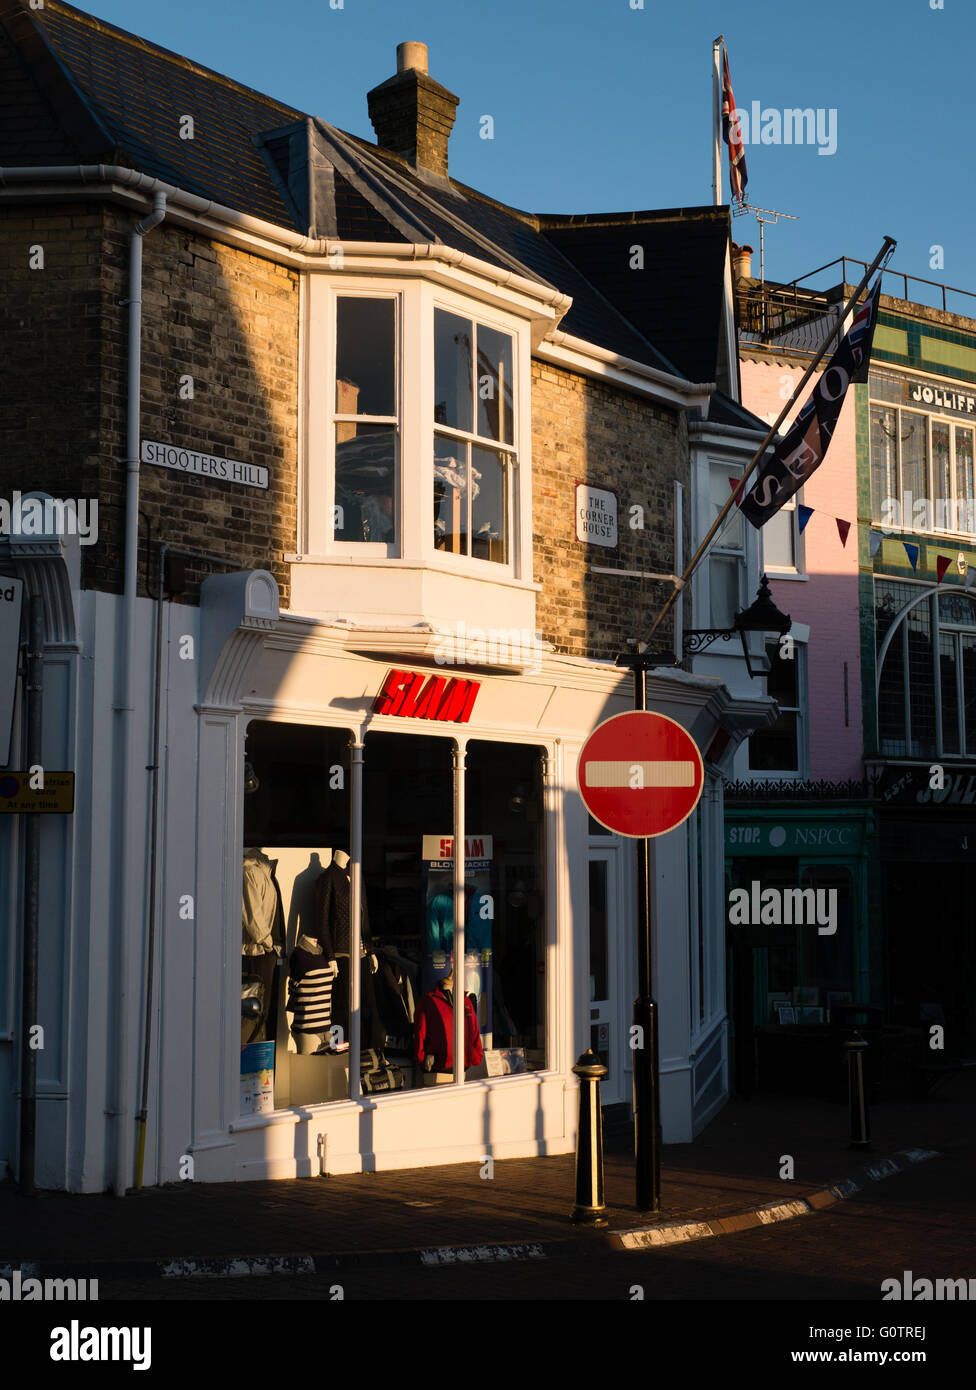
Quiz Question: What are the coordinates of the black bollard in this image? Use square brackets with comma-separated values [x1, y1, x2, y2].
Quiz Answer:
[571, 1048, 609, 1226]
[845, 1032, 871, 1149]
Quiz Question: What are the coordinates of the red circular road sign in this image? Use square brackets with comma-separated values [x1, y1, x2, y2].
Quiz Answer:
[578, 711, 704, 838]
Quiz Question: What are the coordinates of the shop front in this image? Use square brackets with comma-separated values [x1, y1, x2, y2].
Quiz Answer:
[168, 571, 768, 1183]
[873, 762, 976, 1059]
[723, 803, 876, 1095]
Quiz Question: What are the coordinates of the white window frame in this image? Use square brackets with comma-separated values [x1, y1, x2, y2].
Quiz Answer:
[302, 272, 533, 585]
[329, 289, 401, 557]
[428, 284, 527, 581]
[747, 635, 809, 779]
[869, 374, 976, 541]
[761, 491, 807, 579]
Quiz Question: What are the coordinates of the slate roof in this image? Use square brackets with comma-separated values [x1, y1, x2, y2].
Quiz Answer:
[0, 0, 749, 390]
[542, 209, 733, 385]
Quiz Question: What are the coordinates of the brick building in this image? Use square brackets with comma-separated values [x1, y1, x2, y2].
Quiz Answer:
[0, 0, 770, 1190]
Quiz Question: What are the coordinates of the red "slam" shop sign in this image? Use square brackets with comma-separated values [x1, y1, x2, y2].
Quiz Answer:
[373, 668, 481, 723]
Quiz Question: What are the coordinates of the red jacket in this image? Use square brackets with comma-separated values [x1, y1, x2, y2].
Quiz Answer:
[414, 986, 484, 1072]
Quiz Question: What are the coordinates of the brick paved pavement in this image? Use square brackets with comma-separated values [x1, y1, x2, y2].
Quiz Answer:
[1, 1071, 972, 1273]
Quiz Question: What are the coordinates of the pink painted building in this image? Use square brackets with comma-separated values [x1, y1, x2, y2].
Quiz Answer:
[738, 351, 864, 784]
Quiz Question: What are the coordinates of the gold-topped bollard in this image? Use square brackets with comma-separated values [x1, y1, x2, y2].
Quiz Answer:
[571, 1048, 609, 1226]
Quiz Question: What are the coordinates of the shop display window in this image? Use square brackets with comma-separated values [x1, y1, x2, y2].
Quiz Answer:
[240, 722, 548, 1113]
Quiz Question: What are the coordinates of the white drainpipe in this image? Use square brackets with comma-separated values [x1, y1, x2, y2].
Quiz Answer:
[113, 191, 166, 1196]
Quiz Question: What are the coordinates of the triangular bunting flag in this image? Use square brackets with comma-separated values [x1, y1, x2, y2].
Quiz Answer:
[903, 542, 920, 572]
[869, 529, 884, 558]
[936, 554, 951, 583]
[728, 475, 743, 505]
[836, 518, 851, 547]
[797, 504, 814, 534]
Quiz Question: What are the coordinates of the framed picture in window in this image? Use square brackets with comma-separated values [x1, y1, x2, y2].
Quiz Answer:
[792, 986, 818, 1006]
[776, 1005, 796, 1026]
[797, 1007, 824, 1024]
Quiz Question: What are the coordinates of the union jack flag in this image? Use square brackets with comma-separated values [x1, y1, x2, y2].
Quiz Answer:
[721, 44, 748, 203]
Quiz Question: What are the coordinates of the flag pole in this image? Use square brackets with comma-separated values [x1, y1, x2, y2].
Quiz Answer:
[643, 235, 897, 649]
[712, 37, 723, 206]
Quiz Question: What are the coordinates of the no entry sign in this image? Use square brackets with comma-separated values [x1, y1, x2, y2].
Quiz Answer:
[578, 711, 704, 838]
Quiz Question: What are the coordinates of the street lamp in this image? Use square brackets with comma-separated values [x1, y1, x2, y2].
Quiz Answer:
[683, 575, 791, 679]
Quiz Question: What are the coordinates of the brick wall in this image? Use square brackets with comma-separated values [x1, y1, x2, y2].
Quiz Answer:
[0, 203, 103, 541]
[531, 359, 689, 662]
[0, 200, 300, 607]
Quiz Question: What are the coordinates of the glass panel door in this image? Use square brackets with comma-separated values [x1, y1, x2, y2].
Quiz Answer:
[588, 847, 624, 1105]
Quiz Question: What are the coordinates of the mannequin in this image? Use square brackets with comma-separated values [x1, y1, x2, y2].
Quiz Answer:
[315, 850, 385, 1052]
[288, 932, 340, 1055]
[414, 967, 484, 1076]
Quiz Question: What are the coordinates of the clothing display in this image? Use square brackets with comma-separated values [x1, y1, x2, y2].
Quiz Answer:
[242, 848, 285, 1044]
[315, 849, 370, 956]
[413, 982, 484, 1073]
[242, 848, 285, 956]
[315, 850, 385, 1052]
[288, 936, 340, 1048]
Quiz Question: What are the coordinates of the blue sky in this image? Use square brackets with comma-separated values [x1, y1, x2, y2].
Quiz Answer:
[79, 0, 974, 305]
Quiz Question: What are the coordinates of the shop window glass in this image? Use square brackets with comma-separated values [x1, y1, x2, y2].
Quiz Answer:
[799, 866, 854, 1003]
[939, 632, 961, 755]
[907, 598, 936, 757]
[465, 742, 547, 1071]
[334, 297, 397, 545]
[963, 635, 976, 756]
[242, 722, 353, 1110]
[363, 732, 457, 1087]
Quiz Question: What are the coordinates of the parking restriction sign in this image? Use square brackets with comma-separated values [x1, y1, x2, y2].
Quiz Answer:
[577, 711, 704, 838]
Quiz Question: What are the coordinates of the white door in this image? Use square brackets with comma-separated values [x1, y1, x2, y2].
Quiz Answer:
[587, 845, 627, 1105]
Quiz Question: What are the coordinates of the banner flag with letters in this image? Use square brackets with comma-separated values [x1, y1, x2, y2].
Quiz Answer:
[739, 279, 882, 530]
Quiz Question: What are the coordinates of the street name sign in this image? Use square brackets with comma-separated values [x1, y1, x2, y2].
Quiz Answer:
[578, 711, 704, 838]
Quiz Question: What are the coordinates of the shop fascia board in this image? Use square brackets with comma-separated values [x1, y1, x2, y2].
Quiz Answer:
[0, 166, 567, 348]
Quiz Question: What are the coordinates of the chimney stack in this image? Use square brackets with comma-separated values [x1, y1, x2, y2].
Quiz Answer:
[367, 42, 459, 178]
[732, 242, 754, 279]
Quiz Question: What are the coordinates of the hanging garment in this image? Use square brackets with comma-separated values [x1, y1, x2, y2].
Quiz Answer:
[373, 947, 415, 1038]
[315, 853, 371, 956]
[242, 848, 285, 956]
[288, 945, 339, 1037]
[413, 985, 484, 1073]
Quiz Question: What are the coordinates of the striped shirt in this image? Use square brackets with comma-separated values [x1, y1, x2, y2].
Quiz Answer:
[288, 948, 339, 1035]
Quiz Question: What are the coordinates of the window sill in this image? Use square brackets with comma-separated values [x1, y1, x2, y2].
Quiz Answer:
[286, 552, 541, 594]
[766, 570, 809, 582]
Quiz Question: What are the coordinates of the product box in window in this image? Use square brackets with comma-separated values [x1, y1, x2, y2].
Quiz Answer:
[240, 1040, 275, 1114]
[421, 834, 493, 1044]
